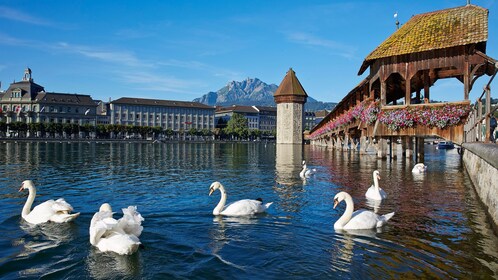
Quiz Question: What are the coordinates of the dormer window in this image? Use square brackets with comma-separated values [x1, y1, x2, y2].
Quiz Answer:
[11, 89, 22, 98]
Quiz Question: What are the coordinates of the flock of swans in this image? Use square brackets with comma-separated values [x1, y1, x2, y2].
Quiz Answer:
[17, 161, 427, 256]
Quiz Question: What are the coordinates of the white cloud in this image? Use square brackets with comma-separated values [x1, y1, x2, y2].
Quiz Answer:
[0, 6, 53, 26]
[55, 42, 152, 68]
[286, 32, 357, 59]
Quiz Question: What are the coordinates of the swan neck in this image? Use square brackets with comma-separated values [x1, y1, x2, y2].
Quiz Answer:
[373, 175, 380, 191]
[213, 184, 227, 215]
[22, 185, 36, 218]
[335, 195, 354, 229]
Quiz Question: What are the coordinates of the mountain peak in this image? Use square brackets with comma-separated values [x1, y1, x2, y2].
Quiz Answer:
[193, 77, 336, 111]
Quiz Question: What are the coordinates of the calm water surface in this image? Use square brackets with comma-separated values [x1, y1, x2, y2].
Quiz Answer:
[0, 142, 497, 279]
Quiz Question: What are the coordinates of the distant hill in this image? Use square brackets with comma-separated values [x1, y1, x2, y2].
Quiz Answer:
[193, 78, 336, 112]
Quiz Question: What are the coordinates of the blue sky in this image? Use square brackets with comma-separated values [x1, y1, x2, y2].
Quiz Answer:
[0, 0, 496, 104]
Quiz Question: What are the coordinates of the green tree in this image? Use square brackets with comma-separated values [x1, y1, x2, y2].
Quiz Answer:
[188, 128, 197, 140]
[165, 128, 174, 140]
[0, 121, 7, 136]
[224, 113, 248, 140]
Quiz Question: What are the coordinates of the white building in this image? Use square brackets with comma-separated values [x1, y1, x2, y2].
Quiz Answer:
[110, 97, 215, 138]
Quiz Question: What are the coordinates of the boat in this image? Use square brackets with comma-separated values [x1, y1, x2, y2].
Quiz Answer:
[437, 141, 455, 149]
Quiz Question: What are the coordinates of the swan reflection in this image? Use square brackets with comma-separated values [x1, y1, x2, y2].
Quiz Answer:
[85, 247, 142, 280]
[17, 219, 77, 256]
[365, 198, 382, 214]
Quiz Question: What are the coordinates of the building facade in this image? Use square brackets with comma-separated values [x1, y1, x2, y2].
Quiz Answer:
[215, 105, 277, 133]
[110, 97, 215, 138]
[0, 68, 98, 130]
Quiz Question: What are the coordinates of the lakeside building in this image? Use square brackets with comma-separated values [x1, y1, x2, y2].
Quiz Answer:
[110, 97, 215, 139]
[214, 105, 277, 133]
[0, 68, 98, 131]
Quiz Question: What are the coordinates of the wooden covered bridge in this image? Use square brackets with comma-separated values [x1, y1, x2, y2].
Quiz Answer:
[308, 4, 497, 159]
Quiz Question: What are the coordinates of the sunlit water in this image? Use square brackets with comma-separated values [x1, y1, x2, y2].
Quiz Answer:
[0, 141, 497, 279]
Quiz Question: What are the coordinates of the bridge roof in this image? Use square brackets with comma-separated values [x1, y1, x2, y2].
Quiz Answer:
[359, 4, 488, 75]
[274, 68, 308, 97]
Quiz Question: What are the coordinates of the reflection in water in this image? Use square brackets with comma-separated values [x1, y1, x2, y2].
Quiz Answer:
[18, 220, 77, 256]
[365, 198, 382, 214]
[275, 144, 303, 186]
[0, 142, 497, 279]
[86, 248, 142, 280]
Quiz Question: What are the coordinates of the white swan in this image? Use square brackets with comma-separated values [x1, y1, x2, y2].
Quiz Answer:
[209, 181, 273, 216]
[89, 203, 144, 255]
[333, 191, 394, 230]
[412, 163, 427, 173]
[19, 180, 80, 225]
[299, 160, 316, 178]
[365, 170, 387, 200]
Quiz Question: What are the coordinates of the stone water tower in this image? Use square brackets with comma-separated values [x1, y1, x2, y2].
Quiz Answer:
[273, 68, 308, 144]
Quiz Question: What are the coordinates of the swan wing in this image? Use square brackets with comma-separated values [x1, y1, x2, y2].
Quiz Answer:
[365, 186, 387, 200]
[51, 198, 74, 213]
[95, 231, 141, 255]
[89, 211, 117, 245]
[221, 199, 266, 216]
[376, 212, 395, 227]
[343, 209, 380, 230]
[117, 206, 144, 237]
[26, 200, 57, 224]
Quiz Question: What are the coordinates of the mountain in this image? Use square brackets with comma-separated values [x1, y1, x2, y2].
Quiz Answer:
[193, 78, 336, 111]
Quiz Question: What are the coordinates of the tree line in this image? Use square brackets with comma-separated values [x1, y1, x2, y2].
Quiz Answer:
[0, 113, 276, 141]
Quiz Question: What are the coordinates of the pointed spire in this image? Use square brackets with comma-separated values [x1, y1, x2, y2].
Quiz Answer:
[274, 68, 308, 104]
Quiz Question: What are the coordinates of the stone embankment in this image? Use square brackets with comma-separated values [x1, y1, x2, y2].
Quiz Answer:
[462, 143, 498, 230]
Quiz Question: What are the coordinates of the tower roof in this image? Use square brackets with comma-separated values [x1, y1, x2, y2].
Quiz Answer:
[274, 68, 308, 98]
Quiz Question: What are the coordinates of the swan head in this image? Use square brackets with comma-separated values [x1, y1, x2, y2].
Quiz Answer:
[209, 181, 223, 196]
[99, 203, 112, 212]
[19, 180, 35, 192]
[333, 191, 349, 209]
[373, 170, 381, 181]
[302, 160, 306, 165]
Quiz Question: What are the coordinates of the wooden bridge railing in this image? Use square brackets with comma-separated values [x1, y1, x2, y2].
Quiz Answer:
[464, 69, 497, 143]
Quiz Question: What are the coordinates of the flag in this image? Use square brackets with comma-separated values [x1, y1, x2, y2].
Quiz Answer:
[84, 108, 91, 115]
[15, 105, 21, 115]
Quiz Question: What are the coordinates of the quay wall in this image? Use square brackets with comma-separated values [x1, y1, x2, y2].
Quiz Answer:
[462, 143, 498, 228]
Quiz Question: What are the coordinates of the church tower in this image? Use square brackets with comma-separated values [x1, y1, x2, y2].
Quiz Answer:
[273, 68, 308, 144]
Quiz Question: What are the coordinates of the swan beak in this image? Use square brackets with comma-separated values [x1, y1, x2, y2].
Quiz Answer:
[377, 174, 381, 180]
[209, 188, 214, 196]
[333, 199, 339, 209]
[18, 183, 24, 192]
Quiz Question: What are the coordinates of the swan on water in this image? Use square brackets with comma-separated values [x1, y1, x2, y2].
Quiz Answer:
[333, 191, 394, 230]
[89, 203, 144, 255]
[209, 181, 273, 216]
[300, 160, 316, 178]
[19, 180, 80, 225]
[412, 163, 427, 173]
[365, 170, 387, 200]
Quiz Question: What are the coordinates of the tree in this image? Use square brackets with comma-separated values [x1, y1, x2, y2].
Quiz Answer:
[188, 128, 197, 140]
[164, 128, 174, 140]
[224, 113, 248, 140]
[0, 121, 7, 137]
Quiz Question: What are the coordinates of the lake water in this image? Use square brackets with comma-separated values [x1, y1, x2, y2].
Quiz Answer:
[0, 141, 497, 279]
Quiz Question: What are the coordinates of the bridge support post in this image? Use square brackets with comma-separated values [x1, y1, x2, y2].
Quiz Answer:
[405, 136, 413, 159]
[360, 134, 368, 154]
[416, 137, 425, 162]
[343, 134, 350, 151]
[334, 136, 341, 150]
[377, 137, 388, 159]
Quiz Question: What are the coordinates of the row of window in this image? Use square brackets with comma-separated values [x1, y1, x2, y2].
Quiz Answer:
[1, 105, 89, 114]
[113, 105, 213, 115]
